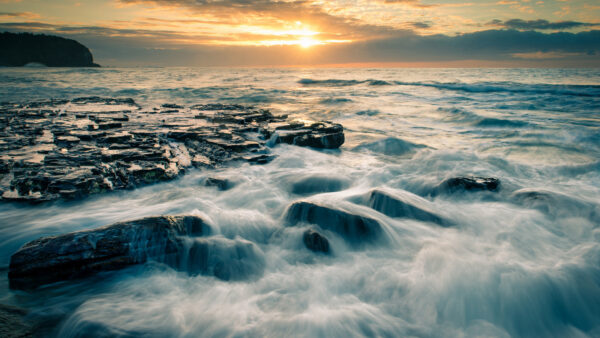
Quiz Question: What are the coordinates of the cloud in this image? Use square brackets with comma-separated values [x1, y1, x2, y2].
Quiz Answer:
[489, 19, 596, 30]
[0, 12, 39, 19]
[1, 21, 598, 66]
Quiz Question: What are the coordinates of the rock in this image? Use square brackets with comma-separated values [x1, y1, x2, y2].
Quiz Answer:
[289, 174, 350, 195]
[511, 188, 599, 221]
[435, 176, 500, 194]
[9, 215, 210, 289]
[268, 121, 345, 149]
[303, 229, 330, 253]
[0, 32, 100, 67]
[368, 189, 451, 226]
[285, 201, 384, 246]
[0, 97, 345, 203]
[0, 304, 33, 338]
[202, 176, 233, 191]
[184, 237, 265, 281]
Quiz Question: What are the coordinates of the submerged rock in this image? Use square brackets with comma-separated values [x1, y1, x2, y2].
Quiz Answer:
[511, 188, 599, 220]
[184, 237, 265, 281]
[202, 176, 234, 191]
[0, 304, 33, 338]
[434, 176, 500, 195]
[368, 189, 451, 226]
[288, 174, 350, 195]
[303, 229, 330, 253]
[285, 201, 384, 246]
[9, 216, 210, 289]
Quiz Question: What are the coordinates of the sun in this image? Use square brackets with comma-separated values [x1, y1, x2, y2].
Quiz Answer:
[298, 37, 320, 48]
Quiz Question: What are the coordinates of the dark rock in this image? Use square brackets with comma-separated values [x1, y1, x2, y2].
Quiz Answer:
[285, 201, 384, 246]
[269, 121, 345, 149]
[0, 304, 33, 338]
[303, 229, 330, 253]
[184, 237, 265, 281]
[368, 189, 451, 226]
[0, 97, 345, 203]
[97, 122, 122, 130]
[0, 32, 100, 67]
[202, 177, 233, 191]
[289, 175, 350, 195]
[9, 215, 210, 289]
[435, 176, 500, 194]
[161, 103, 184, 109]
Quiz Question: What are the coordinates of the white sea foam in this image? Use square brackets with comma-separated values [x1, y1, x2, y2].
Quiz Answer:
[0, 67, 599, 337]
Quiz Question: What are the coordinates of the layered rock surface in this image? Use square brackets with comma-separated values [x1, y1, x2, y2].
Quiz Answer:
[0, 97, 345, 202]
[8, 215, 210, 289]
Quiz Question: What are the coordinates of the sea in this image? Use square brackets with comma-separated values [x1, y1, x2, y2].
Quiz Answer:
[0, 67, 599, 337]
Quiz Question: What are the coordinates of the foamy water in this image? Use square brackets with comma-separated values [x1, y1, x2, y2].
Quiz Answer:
[1, 67, 599, 337]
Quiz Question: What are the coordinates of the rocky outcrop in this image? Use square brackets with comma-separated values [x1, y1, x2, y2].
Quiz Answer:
[511, 188, 599, 221]
[285, 201, 384, 246]
[0, 32, 100, 67]
[433, 176, 500, 195]
[0, 97, 345, 203]
[266, 121, 344, 149]
[368, 189, 451, 226]
[303, 229, 330, 253]
[8, 216, 210, 289]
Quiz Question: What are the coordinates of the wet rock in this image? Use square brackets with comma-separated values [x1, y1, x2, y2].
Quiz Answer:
[511, 188, 599, 220]
[0, 97, 345, 203]
[289, 174, 350, 195]
[0, 303, 33, 338]
[202, 176, 234, 191]
[435, 176, 500, 194]
[184, 237, 265, 281]
[269, 121, 345, 149]
[9, 215, 210, 289]
[285, 201, 384, 246]
[368, 189, 451, 226]
[303, 229, 330, 253]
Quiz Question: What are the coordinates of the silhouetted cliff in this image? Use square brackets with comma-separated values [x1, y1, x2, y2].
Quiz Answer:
[0, 32, 100, 67]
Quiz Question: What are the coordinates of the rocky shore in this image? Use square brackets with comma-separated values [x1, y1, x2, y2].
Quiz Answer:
[0, 97, 344, 203]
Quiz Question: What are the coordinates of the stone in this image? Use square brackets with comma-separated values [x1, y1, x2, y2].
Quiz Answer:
[202, 177, 233, 191]
[303, 229, 330, 253]
[368, 189, 451, 226]
[9, 215, 210, 289]
[435, 176, 500, 194]
[285, 201, 384, 246]
[0, 304, 33, 338]
[268, 121, 345, 149]
[0, 97, 345, 203]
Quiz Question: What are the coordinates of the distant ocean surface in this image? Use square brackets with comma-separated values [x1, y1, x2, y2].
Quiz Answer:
[1, 67, 600, 337]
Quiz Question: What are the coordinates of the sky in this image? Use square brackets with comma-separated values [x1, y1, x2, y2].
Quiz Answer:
[1, 0, 599, 66]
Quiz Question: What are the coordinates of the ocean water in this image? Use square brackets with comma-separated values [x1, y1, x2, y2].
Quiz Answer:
[1, 67, 599, 337]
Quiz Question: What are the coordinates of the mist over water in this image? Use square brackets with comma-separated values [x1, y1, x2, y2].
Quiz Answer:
[1, 67, 599, 337]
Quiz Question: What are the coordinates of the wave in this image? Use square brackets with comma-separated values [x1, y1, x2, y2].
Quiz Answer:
[298, 79, 392, 86]
[474, 117, 530, 128]
[298, 78, 600, 97]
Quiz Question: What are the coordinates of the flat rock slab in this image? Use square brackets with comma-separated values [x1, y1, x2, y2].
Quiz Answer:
[0, 97, 345, 203]
[9, 215, 210, 289]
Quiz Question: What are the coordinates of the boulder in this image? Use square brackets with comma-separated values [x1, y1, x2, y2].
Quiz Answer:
[434, 176, 499, 195]
[368, 189, 451, 226]
[285, 201, 384, 246]
[9, 215, 210, 289]
[303, 229, 330, 253]
[269, 121, 345, 149]
[202, 176, 234, 191]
